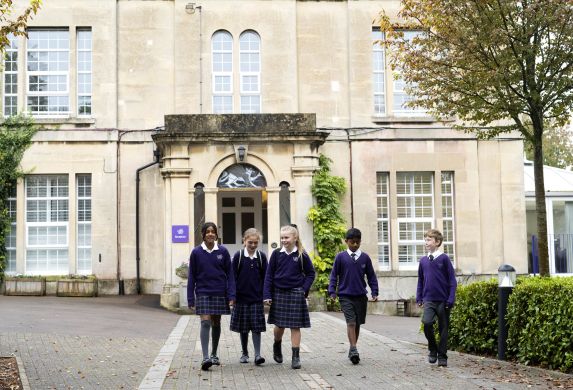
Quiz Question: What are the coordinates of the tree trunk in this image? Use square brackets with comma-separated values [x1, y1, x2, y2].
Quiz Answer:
[532, 119, 550, 276]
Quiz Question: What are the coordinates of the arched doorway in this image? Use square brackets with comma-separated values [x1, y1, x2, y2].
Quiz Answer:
[217, 163, 267, 254]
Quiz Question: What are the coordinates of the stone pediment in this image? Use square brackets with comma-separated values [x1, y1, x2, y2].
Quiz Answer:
[153, 114, 327, 146]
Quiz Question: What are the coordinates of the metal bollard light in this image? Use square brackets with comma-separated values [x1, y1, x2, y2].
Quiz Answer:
[497, 264, 516, 360]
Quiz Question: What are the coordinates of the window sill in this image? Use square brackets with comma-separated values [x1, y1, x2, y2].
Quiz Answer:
[375, 270, 419, 277]
[371, 115, 454, 124]
[34, 117, 96, 125]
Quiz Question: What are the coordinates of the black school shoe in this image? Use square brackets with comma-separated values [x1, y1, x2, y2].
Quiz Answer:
[210, 355, 220, 366]
[349, 348, 360, 365]
[201, 358, 213, 371]
[273, 341, 283, 363]
[428, 352, 438, 364]
[438, 358, 447, 367]
[254, 355, 266, 365]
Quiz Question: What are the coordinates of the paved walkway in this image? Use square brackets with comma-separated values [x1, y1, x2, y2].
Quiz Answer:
[1, 295, 572, 389]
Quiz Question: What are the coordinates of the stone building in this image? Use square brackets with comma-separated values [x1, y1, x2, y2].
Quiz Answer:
[2, 0, 526, 310]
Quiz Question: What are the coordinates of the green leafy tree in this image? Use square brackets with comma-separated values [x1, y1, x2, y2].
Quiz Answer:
[307, 155, 347, 299]
[379, 0, 573, 276]
[524, 127, 573, 169]
[1, 0, 42, 48]
[0, 114, 37, 280]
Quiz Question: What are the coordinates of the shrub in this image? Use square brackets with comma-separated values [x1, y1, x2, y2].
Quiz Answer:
[449, 279, 498, 355]
[506, 277, 573, 372]
[307, 155, 346, 299]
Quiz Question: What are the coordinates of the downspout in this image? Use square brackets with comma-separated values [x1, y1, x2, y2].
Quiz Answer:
[197, 5, 203, 113]
[346, 129, 354, 227]
[135, 149, 161, 295]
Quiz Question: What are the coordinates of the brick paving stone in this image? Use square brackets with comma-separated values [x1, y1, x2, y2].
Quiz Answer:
[160, 312, 573, 390]
[2, 296, 572, 389]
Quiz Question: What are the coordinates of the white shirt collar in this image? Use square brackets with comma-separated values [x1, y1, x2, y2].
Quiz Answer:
[243, 248, 257, 259]
[346, 248, 362, 259]
[280, 246, 298, 255]
[201, 241, 219, 253]
[428, 250, 443, 259]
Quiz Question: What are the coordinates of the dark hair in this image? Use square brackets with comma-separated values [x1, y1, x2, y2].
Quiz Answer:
[345, 228, 362, 240]
[201, 222, 218, 239]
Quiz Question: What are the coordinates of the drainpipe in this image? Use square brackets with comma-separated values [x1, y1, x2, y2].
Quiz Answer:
[135, 149, 161, 295]
[345, 129, 355, 227]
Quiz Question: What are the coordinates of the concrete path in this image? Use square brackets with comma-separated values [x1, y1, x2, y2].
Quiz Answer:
[1, 295, 572, 390]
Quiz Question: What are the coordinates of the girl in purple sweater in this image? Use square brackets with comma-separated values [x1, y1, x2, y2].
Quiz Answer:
[187, 222, 236, 371]
[230, 228, 268, 365]
[263, 224, 316, 369]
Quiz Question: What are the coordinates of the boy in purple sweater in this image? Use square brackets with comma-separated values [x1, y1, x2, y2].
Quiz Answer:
[188, 222, 236, 371]
[416, 229, 457, 367]
[328, 228, 378, 365]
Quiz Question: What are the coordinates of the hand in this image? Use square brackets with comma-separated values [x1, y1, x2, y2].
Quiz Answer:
[329, 294, 336, 301]
[264, 299, 272, 306]
[229, 300, 235, 308]
[417, 302, 423, 307]
[370, 296, 378, 302]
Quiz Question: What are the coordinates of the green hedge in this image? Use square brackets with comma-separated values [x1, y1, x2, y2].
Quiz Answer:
[449, 279, 498, 354]
[506, 277, 573, 372]
[448, 276, 573, 373]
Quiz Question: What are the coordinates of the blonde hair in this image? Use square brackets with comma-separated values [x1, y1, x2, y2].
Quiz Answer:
[280, 224, 305, 259]
[243, 227, 262, 243]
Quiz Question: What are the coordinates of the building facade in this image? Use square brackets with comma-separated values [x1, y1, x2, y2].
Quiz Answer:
[3, 0, 526, 309]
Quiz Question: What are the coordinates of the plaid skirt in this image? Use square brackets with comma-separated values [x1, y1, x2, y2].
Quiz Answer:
[195, 295, 231, 315]
[268, 287, 311, 329]
[230, 302, 266, 333]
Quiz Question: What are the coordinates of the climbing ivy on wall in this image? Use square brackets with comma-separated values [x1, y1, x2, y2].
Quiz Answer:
[0, 114, 37, 281]
[307, 154, 347, 299]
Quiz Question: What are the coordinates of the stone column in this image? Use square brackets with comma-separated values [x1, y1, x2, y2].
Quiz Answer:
[291, 144, 320, 254]
[266, 186, 281, 253]
[203, 187, 219, 225]
[159, 142, 191, 310]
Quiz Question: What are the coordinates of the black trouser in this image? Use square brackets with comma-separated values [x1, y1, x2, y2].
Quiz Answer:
[422, 301, 450, 359]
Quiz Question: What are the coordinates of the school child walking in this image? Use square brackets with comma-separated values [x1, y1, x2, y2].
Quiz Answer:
[328, 228, 378, 364]
[187, 222, 236, 371]
[230, 228, 268, 365]
[416, 229, 457, 367]
[263, 224, 316, 369]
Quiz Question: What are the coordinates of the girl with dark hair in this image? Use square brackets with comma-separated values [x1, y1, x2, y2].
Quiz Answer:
[187, 222, 236, 371]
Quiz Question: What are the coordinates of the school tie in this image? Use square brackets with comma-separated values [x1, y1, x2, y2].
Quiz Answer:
[351, 253, 357, 263]
[429, 254, 434, 261]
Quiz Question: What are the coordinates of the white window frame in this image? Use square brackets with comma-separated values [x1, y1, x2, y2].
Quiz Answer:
[76, 28, 92, 117]
[396, 172, 434, 270]
[26, 29, 70, 118]
[212, 30, 233, 114]
[441, 171, 456, 264]
[376, 172, 391, 270]
[3, 34, 19, 117]
[372, 29, 386, 116]
[6, 187, 17, 274]
[25, 175, 69, 275]
[76, 174, 92, 274]
[392, 30, 426, 117]
[239, 30, 261, 113]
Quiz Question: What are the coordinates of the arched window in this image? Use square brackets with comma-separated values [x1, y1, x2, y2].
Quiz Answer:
[239, 30, 261, 113]
[212, 30, 233, 113]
